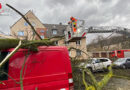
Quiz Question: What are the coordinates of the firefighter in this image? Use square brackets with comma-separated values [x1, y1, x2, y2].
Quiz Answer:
[70, 17, 77, 33]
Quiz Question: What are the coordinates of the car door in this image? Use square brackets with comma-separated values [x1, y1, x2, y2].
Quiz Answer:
[99, 59, 109, 69]
[126, 58, 130, 68]
[93, 59, 102, 70]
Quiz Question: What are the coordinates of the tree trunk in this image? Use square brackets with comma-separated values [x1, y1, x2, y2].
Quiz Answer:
[0, 39, 54, 50]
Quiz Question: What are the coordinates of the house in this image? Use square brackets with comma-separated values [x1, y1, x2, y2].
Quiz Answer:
[0, 34, 15, 39]
[10, 10, 88, 60]
[10, 10, 47, 40]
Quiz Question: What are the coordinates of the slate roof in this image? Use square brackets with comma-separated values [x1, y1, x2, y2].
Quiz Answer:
[43, 23, 67, 38]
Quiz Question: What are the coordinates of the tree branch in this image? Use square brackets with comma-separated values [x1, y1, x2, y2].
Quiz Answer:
[6, 4, 42, 40]
[0, 41, 22, 68]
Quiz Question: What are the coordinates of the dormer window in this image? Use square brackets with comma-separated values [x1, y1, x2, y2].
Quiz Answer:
[52, 29, 57, 35]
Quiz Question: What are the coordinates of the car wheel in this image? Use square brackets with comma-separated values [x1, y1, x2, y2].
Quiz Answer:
[105, 65, 110, 72]
[122, 65, 126, 69]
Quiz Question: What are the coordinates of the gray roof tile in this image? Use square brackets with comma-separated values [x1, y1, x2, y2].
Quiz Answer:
[43, 23, 67, 38]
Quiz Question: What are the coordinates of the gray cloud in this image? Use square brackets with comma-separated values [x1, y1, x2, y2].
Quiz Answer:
[0, 0, 130, 43]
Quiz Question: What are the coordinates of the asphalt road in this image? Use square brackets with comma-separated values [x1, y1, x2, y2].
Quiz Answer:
[74, 69, 130, 90]
[103, 77, 130, 90]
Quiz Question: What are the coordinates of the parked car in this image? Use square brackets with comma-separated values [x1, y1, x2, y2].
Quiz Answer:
[86, 58, 112, 72]
[113, 58, 130, 69]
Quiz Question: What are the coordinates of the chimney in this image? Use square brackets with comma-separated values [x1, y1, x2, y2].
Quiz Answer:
[59, 22, 62, 25]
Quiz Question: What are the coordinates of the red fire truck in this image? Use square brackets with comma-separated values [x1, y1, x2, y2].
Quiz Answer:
[0, 46, 73, 90]
[110, 49, 130, 58]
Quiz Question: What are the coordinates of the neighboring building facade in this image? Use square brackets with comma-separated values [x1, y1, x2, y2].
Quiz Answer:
[10, 10, 47, 40]
[10, 10, 88, 60]
[44, 24, 88, 60]
[90, 51, 112, 58]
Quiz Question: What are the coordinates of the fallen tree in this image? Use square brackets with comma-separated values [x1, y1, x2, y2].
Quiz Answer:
[0, 4, 56, 90]
[0, 39, 54, 50]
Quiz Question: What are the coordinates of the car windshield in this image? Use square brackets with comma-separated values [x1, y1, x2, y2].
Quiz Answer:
[115, 58, 126, 62]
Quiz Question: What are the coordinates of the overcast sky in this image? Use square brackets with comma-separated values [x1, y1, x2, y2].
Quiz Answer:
[0, 0, 130, 43]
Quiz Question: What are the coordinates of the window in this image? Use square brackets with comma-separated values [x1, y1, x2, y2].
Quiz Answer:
[127, 59, 130, 62]
[18, 31, 24, 36]
[52, 29, 57, 35]
[95, 59, 100, 63]
[24, 22, 28, 26]
[68, 31, 71, 39]
[100, 59, 108, 62]
[112, 52, 114, 54]
[40, 30, 44, 33]
[31, 22, 36, 26]
[63, 30, 66, 35]
[76, 50, 81, 56]
[0, 52, 9, 81]
[40, 35, 44, 39]
[76, 40, 81, 45]
[117, 51, 121, 54]
[65, 41, 69, 45]
[54, 41, 58, 45]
